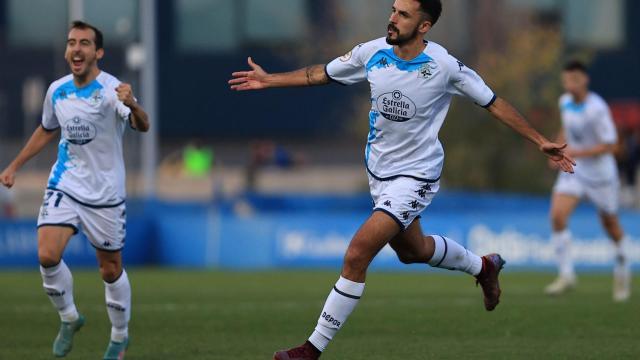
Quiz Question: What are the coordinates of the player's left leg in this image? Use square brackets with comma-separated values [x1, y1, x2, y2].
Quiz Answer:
[389, 219, 505, 311]
[80, 203, 129, 359]
[96, 249, 131, 359]
[274, 211, 401, 360]
[588, 179, 631, 302]
[600, 212, 631, 302]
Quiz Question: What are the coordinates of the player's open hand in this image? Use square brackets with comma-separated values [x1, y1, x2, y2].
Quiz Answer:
[229, 57, 270, 91]
[540, 142, 576, 173]
[0, 167, 16, 189]
[116, 83, 136, 107]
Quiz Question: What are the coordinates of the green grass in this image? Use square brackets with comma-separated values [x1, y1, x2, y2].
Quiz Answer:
[1, 270, 639, 359]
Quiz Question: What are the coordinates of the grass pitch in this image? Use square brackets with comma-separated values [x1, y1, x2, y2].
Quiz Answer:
[1, 269, 638, 359]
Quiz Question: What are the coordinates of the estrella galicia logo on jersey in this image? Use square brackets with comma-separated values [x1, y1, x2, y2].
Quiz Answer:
[63, 117, 97, 145]
[376, 90, 417, 122]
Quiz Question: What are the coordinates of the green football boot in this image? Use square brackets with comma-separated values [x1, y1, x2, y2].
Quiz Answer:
[52, 314, 85, 357]
[103, 337, 129, 360]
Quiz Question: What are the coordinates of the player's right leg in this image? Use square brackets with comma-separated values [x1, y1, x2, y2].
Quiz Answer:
[37, 189, 84, 357]
[546, 191, 580, 295]
[274, 211, 401, 360]
[388, 220, 505, 311]
[38, 226, 85, 357]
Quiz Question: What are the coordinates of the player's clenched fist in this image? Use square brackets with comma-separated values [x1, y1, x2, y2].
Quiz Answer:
[116, 83, 135, 107]
[0, 167, 16, 188]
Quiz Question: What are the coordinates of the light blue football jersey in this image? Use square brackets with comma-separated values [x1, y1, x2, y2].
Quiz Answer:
[41, 71, 132, 206]
[326, 38, 496, 182]
[559, 92, 618, 183]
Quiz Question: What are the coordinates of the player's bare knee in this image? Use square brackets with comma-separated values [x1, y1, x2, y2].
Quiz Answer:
[551, 213, 568, 232]
[99, 261, 122, 282]
[38, 250, 61, 268]
[395, 250, 418, 264]
[343, 248, 370, 275]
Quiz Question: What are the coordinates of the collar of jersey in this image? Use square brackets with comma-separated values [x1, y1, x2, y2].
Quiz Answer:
[53, 72, 104, 106]
[366, 47, 433, 73]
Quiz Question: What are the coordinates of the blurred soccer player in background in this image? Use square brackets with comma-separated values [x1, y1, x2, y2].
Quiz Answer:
[0, 186, 16, 218]
[0, 21, 149, 359]
[546, 60, 632, 302]
[230, 0, 575, 358]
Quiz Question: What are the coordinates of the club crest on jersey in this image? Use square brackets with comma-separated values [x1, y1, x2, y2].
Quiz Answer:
[63, 117, 97, 145]
[88, 89, 104, 106]
[419, 62, 437, 79]
[376, 90, 417, 122]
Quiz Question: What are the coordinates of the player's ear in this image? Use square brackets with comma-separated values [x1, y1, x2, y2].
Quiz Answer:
[419, 19, 432, 34]
[96, 48, 105, 61]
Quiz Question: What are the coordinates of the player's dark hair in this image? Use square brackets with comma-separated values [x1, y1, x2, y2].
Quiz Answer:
[69, 20, 104, 50]
[417, 0, 442, 25]
[563, 60, 588, 74]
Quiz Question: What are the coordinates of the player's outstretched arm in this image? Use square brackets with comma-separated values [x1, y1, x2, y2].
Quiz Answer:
[116, 83, 150, 132]
[486, 97, 576, 173]
[0, 126, 59, 188]
[229, 57, 329, 91]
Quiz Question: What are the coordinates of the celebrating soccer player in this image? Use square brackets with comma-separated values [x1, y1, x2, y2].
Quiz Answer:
[229, 1, 575, 359]
[0, 21, 149, 359]
[545, 60, 632, 301]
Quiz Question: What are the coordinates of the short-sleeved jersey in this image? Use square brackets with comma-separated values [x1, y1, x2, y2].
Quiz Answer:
[326, 38, 495, 181]
[559, 92, 618, 183]
[42, 71, 133, 207]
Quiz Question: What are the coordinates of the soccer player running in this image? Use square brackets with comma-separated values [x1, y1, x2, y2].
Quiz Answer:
[229, 1, 575, 359]
[545, 61, 632, 301]
[0, 21, 149, 359]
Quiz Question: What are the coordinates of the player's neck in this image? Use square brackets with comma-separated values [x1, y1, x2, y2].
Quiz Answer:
[571, 90, 589, 103]
[73, 67, 101, 88]
[393, 38, 427, 61]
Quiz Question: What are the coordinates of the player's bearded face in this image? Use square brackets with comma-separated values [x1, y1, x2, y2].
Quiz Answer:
[65, 29, 101, 78]
[386, 22, 420, 46]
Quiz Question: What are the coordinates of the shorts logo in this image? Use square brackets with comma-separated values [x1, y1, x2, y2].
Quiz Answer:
[401, 211, 410, 220]
[383, 200, 392, 207]
[409, 200, 420, 209]
[63, 117, 97, 145]
[376, 90, 417, 122]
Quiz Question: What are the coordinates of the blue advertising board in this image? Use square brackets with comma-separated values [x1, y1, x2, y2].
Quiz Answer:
[1, 193, 638, 271]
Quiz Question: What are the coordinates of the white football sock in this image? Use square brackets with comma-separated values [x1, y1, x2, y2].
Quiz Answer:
[105, 269, 131, 342]
[614, 236, 629, 265]
[552, 230, 575, 279]
[428, 235, 483, 276]
[308, 276, 365, 352]
[40, 260, 79, 323]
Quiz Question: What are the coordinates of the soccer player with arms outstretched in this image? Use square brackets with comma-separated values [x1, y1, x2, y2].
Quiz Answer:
[229, 1, 575, 359]
[0, 21, 149, 359]
[545, 61, 631, 301]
